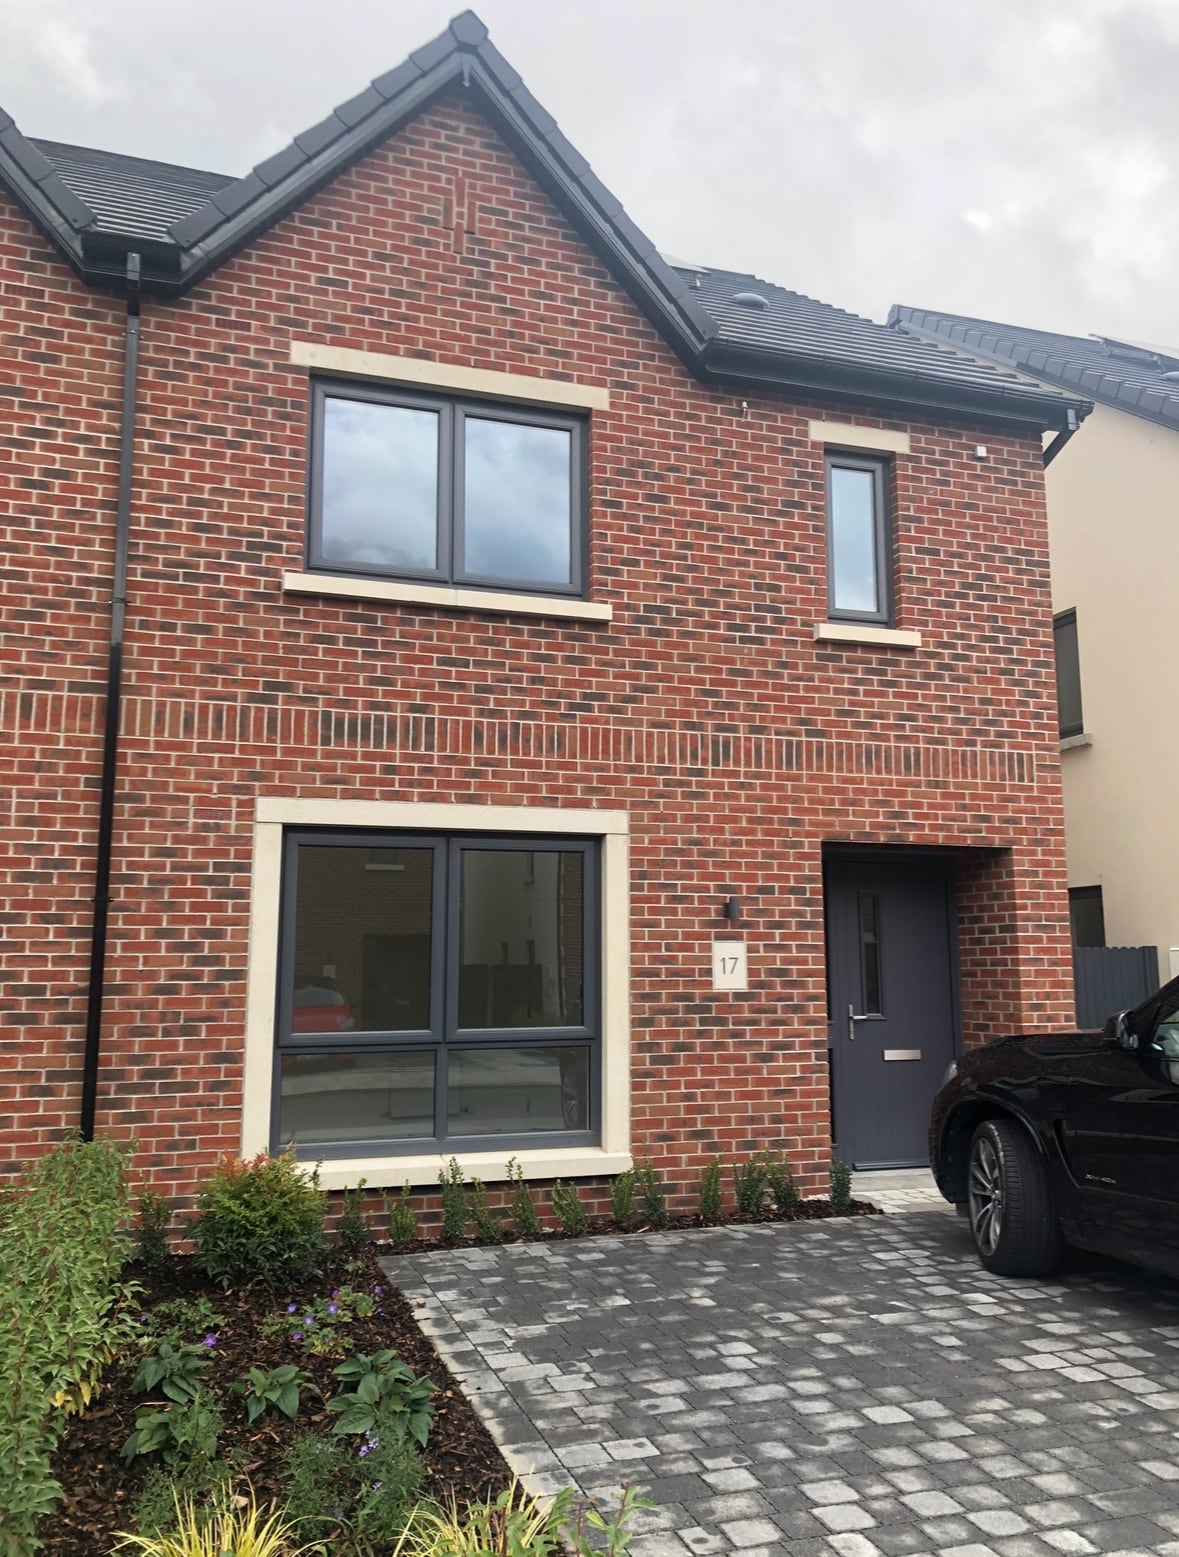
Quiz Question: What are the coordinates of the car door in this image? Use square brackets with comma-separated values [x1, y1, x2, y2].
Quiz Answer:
[1057, 980, 1179, 1250]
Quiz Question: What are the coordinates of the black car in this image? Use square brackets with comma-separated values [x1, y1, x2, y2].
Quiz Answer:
[930, 974, 1179, 1277]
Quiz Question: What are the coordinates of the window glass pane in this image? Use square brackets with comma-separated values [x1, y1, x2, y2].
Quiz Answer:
[447, 1046, 590, 1135]
[830, 465, 880, 615]
[458, 850, 584, 1028]
[320, 398, 439, 572]
[462, 417, 573, 586]
[279, 1050, 434, 1146]
[1054, 614, 1083, 736]
[859, 894, 882, 1014]
[1069, 887, 1105, 948]
[290, 846, 433, 1033]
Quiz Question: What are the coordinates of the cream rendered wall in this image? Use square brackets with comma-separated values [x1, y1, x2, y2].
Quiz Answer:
[1047, 402, 1179, 975]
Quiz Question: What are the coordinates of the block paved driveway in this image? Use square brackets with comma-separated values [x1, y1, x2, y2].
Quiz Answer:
[383, 1210, 1179, 1557]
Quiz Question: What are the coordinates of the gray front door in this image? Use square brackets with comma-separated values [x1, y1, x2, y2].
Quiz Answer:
[825, 856, 957, 1168]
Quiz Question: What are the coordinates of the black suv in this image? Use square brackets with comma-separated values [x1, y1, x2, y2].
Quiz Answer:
[930, 974, 1179, 1277]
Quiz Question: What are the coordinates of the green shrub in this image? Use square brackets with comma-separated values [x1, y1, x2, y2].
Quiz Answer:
[325, 1351, 437, 1447]
[131, 1453, 240, 1540]
[698, 1156, 723, 1222]
[337, 1179, 371, 1250]
[122, 1390, 224, 1467]
[549, 1180, 588, 1235]
[765, 1150, 799, 1211]
[385, 1183, 419, 1250]
[141, 1297, 224, 1350]
[506, 1157, 541, 1238]
[131, 1341, 213, 1405]
[235, 1363, 309, 1423]
[438, 1158, 468, 1243]
[283, 1419, 423, 1549]
[189, 1149, 325, 1289]
[136, 1190, 172, 1266]
[635, 1160, 668, 1226]
[609, 1170, 636, 1228]
[469, 1178, 506, 1244]
[830, 1158, 853, 1213]
[733, 1155, 767, 1215]
[0, 1135, 135, 1556]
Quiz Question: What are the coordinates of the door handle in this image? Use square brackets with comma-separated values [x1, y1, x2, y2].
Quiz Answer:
[848, 1004, 870, 1041]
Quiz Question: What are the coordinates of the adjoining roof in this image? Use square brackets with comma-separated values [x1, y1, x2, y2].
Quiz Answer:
[891, 304, 1179, 433]
[0, 12, 1084, 430]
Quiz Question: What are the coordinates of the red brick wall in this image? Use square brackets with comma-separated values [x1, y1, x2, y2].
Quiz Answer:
[0, 95, 1074, 1201]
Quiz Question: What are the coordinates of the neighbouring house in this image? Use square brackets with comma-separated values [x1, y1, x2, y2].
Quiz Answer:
[892, 305, 1179, 1002]
[0, 11, 1086, 1203]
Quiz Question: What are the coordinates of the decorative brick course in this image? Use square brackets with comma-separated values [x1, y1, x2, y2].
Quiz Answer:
[0, 94, 1074, 1199]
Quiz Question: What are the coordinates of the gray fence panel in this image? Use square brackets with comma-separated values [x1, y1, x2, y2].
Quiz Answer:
[1073, 944, 1160, 1029]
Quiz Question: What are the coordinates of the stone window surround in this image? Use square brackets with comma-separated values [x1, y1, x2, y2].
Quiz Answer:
[242, 798, 632, 1191]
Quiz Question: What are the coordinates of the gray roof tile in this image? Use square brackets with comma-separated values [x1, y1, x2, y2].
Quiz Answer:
[30, 140, 229, 241]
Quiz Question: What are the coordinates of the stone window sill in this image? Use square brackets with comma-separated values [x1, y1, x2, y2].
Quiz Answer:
[814, 622, 922, 650]
[308, 1148, 634, 1193]
[282, 571, 613, 623]
[1060, 732, 1093, 751]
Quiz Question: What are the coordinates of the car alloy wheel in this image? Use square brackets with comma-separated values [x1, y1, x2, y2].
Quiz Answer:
[968, 1132, 1003, 1254]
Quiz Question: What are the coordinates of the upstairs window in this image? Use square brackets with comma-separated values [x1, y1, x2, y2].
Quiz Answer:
[826, 453, 892, 625]
[1053, 609, 1084, 737]
[309, 383, 586, 595]
[1068, 885, 1105, 948]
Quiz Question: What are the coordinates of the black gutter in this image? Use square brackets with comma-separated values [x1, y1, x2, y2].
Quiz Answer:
[1043, 409, 1080, 466]
[80, 251, 141, 1142]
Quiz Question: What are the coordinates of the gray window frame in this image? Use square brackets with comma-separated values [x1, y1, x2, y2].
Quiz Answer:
[1053, 608, 1084, 738]
[274, 829, 601, 1159]
[307, 380, 588, 597]
[825, 452, 892, 625]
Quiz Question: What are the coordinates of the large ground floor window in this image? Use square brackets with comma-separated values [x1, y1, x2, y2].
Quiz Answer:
[275, 832, 600, 1157]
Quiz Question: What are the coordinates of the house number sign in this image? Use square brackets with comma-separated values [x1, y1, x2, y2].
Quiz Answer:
[712, 939, 748, 991]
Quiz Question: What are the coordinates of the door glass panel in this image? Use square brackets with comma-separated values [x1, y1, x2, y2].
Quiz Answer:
[462, 417, 572, 586]
[830, 465, 879, 615]
[320, 398, 439, 572]
[457, 850, 583, 1028]
[290, 846, 433, 1033]
[859, 892, 882, 1014]
[447, 1046, 590, 1134]
[279, 1050, 434, 1145]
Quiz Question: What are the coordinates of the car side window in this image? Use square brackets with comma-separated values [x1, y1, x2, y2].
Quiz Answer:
[1149, 991, 1179, 1061]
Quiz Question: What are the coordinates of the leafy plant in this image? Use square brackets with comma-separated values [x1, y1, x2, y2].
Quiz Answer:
[131, 1455, 241, 1542]
[765, 1149, 799, 1212]
[325, 1351, 436, 1447]
[236, 1363, 310, 1423]
[114, 1486, 305, 1557]
[137, 1190, 172, 1266]
[550, 1180, 588, 1235]
[0, 1135, 134, 1555]
[282, 1422, 423, 1549]
[733, 1155, 767, 1215]
[336, 1180, 371, 1251]
[698, 1156, 723, 1222]
[393, 1480, 654, 1557]
[132, 1340, 216, 1404]
[385, 1182, 419, 1250]
[830, 1158, 853, 1213]
[122, 1390, 224, 1467]
[469, 1178, 506, 1244]
[636, 1160, 668, 1226]
[190, 1149, 325, 1289]
[609, 1169, 636, 1228]
[262, 1283, 381, 1358]
[506, 1157, 541, 1238]
[142, 1298, 225, 1350]
[438, 1158, 468, 1243]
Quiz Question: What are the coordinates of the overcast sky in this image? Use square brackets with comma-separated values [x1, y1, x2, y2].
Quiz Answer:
[4, 0, 1178, 349]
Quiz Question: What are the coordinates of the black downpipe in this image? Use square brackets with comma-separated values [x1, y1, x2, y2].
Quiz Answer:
[80, 252, 141, 1141]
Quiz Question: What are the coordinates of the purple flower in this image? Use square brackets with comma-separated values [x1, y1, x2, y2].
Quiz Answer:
[292, 1331, 303, 1343]
[287, 1303, 297, 1314]
[202, 1333, 218, 1348]
[328, 1302, 339, 1317]
[358, 1443, 372, 1459]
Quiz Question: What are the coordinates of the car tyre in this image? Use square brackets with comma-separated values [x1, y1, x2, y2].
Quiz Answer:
[967, 1118, 1063, 1277]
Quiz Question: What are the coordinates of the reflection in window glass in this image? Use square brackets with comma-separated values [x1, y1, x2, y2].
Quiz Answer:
[458, 850, 583, 1029]
[290, 846, 433, 1033]
[859, 894, 882, 1014]
[447, 1046, 589, 1134]
[830, 465, 880, 616]
[320, 398, 439, 572]
[279, 1051, 434, 1145]
[1053, 612, 1083, 737]
[463, 418, 572, 586]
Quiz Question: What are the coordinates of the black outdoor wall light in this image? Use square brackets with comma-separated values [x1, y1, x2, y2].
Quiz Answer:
[721, 896, 741, 922]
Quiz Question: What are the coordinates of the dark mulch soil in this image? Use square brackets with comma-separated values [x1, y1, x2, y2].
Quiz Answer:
[41, 1198, 877, 1554]
[41, 1246, 510, 1557]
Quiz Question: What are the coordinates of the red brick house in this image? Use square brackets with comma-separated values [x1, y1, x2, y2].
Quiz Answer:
[0, 12, 1085, 1206]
